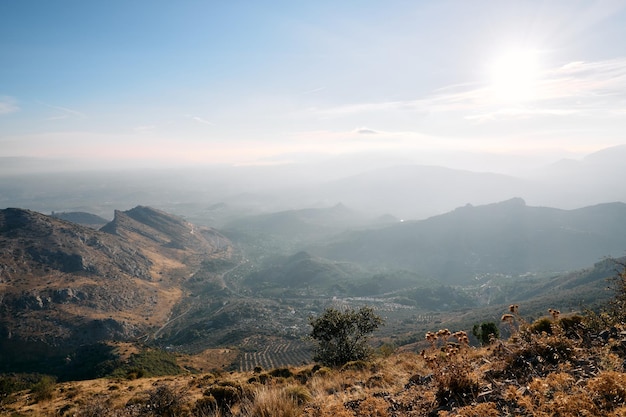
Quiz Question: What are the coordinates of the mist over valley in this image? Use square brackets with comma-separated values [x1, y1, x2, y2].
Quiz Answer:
[1, 146, 626, 379]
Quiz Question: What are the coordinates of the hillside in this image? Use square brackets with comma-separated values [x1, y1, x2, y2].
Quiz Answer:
[310, 198, 626, 283]
[51, 211, 109, 228]
[3, 292, 626, 417]
[0, 207, 232, 377]
[225, 204, 375, 240]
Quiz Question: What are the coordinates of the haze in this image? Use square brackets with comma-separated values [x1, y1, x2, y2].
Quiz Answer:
[2, 1, 626, 221]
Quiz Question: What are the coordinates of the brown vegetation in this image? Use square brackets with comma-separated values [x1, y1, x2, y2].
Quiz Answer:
[4, 264, 626, 416]
[4, 303, 626, 416]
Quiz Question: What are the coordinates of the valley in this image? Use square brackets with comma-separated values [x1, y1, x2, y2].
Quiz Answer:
[1, 197, 624, 380]
[3, 147, 626, 383]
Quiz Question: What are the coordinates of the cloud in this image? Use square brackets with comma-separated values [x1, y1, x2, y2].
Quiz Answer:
[0, 96, 19, 114]
[353, 127, 379, 135]
[316, 57, 626, 122]
[37, 101, 86, 119]
[187, 115, 213, 125]
[301, 86, 326, 95]
[464, 108, 581, 123]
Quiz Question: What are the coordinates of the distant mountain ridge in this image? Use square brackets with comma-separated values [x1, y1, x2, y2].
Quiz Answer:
[51, 211, 109, 228]
[224, 203, 386, 245]
[309, 198, 626, 283]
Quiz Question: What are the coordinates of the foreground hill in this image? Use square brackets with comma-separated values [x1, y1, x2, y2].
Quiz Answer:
[310, 198, 626, 284]
[0, 206, 232, 376]
[3, 292, 626, 417]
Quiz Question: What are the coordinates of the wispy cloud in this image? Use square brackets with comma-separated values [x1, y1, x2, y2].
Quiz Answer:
[38, 101, 86, 119]
[316, 57, 626, 122]
[187, 114, 213, 125]
[353, 127, 379, 135]
[301, 86, 326, 95]
[0, 96, 19, 114]
[466, 58, 626, 121]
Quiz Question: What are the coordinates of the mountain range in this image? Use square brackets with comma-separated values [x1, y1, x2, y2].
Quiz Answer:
[309, 198, 626, 283]
[2, 145, 626, 222]
[3, 196, 626, 378]
[0, 206, 232, 375]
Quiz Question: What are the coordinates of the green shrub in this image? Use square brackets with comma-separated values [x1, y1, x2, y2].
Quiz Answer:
[0, 374, 40, 404]
[108, 348, 182, 379]
[30, 375, 56, 403]
[309, 306, 383, 367]
[530, 317, 553, 334]
[472, 322, 500, 345]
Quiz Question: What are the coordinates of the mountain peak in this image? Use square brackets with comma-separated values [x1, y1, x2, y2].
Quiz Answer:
[497, 197, 526, 207]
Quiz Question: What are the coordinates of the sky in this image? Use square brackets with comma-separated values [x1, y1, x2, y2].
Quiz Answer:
[1, 0, 626, 169]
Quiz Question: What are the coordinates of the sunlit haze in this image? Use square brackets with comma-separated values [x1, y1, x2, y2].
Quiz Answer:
[1, 1, 626, 171]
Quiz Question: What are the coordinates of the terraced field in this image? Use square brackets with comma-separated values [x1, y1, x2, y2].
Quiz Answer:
[238, 340, 313, 372]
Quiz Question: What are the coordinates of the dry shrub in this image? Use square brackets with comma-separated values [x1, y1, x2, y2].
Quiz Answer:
[204, 380, 253, 411]
[284, 384, 312, 406]
[239, 386, 301, 417]
[308, 371, 346, 397]
[357, 396, 388, 417]
[194, 396, 220, 417]
[587, 371, 626, 412]
[438, 401, 500, 417]
[303, 403, 355, 417]
[502, 371, 626, 416]
[144, 384, 188, 417]
[422, 331, 478, 408]
[365, 373, 393, 389]
[503, 329, 576, 382]
[340, 360, 369, 372]
[76, 395, 115, 417]
[525, 372, 596, 416]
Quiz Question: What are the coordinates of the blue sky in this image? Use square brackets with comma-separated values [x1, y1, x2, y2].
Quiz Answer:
[2, 1, 626, 168]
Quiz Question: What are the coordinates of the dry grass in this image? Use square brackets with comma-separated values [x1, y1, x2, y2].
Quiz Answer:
[4, 310, 626, 416]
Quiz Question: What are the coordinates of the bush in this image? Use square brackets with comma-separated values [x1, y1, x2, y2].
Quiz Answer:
[472, 321, 499, 345]
[422, 330, 477, 408]
[204, 381, 251, 411]
[108, 348, 182, 379]
[0, 374, 41, 404]
[239, 386, 302, 417]
[309, 306, 383, 367]
[30, 375, 56, 403]
[584, 261, 626, 331]
[268, 368, 292, 378]
[144, 385, 187, 417]
[529, 317, 553, 334]
[284, 385, 312, 405]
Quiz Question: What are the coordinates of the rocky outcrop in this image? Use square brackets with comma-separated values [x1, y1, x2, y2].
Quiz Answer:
[0, 206, 233, 373]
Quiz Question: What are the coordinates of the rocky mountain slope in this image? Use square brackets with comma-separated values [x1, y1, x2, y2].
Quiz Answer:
[0, 206, 232, 374]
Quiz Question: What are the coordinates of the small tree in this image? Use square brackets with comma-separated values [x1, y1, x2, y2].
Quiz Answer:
[309, 306, 383, 367]
[606, 261, 626, 323]
[472, 321, 499, 345]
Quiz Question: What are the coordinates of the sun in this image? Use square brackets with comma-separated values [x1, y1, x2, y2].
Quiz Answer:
[489, 48, 541, 103]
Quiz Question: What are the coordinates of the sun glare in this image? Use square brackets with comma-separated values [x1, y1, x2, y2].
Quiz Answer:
[489, 48, 541, 103]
